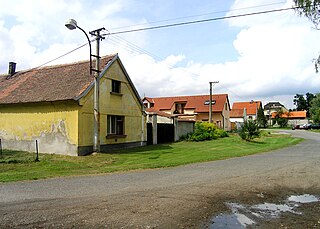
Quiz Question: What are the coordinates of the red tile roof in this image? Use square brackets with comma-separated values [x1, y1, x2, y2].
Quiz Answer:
[0, 54, 116, 104]
[271, 111, 307, 119]
[230, 109, 245, 118]
[231, 101, 262, 116]
[144, 94, 229, 113]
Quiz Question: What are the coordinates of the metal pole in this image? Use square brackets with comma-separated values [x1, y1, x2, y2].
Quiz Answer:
[209, 82, 213, 123]
[209, 81, 219, 123]
[35, 140, 39, 162]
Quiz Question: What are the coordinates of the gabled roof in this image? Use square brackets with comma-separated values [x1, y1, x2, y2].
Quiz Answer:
[231, 101, 262, 116]
[143, 94, 230, 113]
[0, 54, 142, 107]
[264, 102, 285, 110]
[271, 111, 306, 119]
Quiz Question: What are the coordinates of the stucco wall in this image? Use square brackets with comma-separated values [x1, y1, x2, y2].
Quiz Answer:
[78, 59, 146, 152]
[0, 102, 79, 156]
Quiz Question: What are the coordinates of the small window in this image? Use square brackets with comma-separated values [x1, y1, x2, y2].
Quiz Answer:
[174, 103, 186, 114]
[204, 100, 216, 105]
[107, 115, 124, 135]
[112, 80, 121, 93]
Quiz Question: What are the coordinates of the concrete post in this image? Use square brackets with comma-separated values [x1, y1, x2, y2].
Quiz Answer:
[152, 114, 157, 145]
[173, 117, 179, 142]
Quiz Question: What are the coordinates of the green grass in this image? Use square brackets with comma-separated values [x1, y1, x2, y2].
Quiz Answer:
[0, 133, 302, 183]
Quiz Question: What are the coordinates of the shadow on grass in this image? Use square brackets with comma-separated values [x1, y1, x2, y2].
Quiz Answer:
[104, 143, 174, 155]
[0, 149, 37, 164]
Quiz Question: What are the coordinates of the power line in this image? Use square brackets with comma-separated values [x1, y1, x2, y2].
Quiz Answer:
[107, 7, 297, 36]
[32, 5, 297, 70]
[109, 1, 287, 31]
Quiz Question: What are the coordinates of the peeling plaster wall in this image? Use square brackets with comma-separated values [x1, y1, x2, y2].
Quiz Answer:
[0, 102, 79, 156]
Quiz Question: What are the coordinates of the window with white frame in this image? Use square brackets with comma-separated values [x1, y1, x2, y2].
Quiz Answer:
[107, 115, 124, 135]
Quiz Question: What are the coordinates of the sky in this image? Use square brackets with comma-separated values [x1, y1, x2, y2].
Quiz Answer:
[1, 0, 320, 109]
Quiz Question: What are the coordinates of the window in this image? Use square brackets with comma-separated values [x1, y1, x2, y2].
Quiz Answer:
[111, 80, 121, 93]
[204, 100, 216, 105]
[174, 103, 186, 114]
[107, 115, 124, 135]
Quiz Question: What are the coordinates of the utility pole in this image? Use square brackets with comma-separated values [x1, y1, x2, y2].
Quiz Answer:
[65, 19, 105, 154]
[209, 81, 219, 123]
[90, 28, 105, 153]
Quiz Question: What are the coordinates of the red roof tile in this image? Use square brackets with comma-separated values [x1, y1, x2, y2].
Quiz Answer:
[271, 111, 306, 119]
[0, 54, 116, 104]
[231, 101, 262, 116]
[145, 94, 229, 113]
[230, 109, 245, 118]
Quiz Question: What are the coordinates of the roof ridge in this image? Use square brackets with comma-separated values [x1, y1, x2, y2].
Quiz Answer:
[150, 94, 227, 99]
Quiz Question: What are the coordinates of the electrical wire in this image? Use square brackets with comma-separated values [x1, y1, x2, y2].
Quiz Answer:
[32, 5, 297, 70]
[107, 7, 298, 36]
[109, 1, 287, 31]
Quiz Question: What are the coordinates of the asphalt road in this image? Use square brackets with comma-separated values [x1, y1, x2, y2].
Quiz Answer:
[0, 130, 319, 228]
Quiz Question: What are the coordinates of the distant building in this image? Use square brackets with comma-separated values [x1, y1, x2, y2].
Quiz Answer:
[264, 102, 288, 120]
[142, 94, 231, 131]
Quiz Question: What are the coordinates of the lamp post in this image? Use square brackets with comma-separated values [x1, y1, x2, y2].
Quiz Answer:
[65, 19, 105, 153]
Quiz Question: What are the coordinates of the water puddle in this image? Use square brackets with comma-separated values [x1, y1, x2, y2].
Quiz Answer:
[288, 194, 319, 203]
[210, 194, 319, 229]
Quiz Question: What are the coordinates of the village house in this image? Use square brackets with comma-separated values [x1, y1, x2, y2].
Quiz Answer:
[271, 110, 308, 126]
[0, 54, 146, 156]
[263, 101, 288, 120]
[230, 100, 262, 129]
[142, 94, 231, 131]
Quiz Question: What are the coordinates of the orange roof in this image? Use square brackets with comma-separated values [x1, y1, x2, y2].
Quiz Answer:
[144, 94, 230, 113]
[230, 109, 245, 118]
[231, 101, 262, 116]
[271, 111, 306, 119]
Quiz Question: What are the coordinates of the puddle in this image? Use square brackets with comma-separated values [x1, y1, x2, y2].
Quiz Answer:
[252, 203, 296, 217]
[288, 194, 319, 203]
[209, 194, 319, 228]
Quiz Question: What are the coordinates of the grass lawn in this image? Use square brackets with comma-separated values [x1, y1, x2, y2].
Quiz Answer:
[0, 133, 302, 183]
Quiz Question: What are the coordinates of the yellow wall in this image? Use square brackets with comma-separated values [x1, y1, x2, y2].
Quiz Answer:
[0, 102, 79, 155]
[78, 59, 146, 148]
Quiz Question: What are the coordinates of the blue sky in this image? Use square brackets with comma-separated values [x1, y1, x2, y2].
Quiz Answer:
[1, 0, 320, 109]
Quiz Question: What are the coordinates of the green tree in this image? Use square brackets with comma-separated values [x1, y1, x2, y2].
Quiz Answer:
[294, 0, 320, 72]
[294, 94, 307, 111]
[239, 119, 260, 141]
[306, 92, 315, 117]
[274, 109, 289, 128]
[256, 107, 267, 128]
[310, 93, 320, 123]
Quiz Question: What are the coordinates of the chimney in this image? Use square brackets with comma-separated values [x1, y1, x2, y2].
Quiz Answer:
[8, 62, 16, 76]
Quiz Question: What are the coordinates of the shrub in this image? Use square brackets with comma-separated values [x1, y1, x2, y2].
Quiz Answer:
[239, 119, 260, 141]
[185, 122, 229, 141]
[277, 117, 288, 128]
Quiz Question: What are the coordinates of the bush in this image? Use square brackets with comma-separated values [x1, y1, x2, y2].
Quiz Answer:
[184, 122, 229, 141]
[277, 117, 288, 128]
[239, 119, 260, 141]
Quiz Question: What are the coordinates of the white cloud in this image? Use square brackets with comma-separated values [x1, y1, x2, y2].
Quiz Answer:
[1, 0, 320, 110]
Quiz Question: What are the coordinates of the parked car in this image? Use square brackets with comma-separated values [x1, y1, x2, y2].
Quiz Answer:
[292, 124, 309, 130]
[309, 124, 320, 130]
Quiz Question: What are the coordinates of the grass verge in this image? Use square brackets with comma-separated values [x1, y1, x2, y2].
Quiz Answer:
[0, 133, 302, 182]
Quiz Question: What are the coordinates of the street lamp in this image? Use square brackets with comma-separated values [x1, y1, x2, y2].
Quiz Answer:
[65, 19, 105, 153]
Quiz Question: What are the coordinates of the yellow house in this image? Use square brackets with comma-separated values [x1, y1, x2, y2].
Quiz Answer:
[0, 54, 146, 156]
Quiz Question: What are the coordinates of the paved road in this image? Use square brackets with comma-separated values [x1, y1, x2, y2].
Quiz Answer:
[0, 130, 319, 228]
